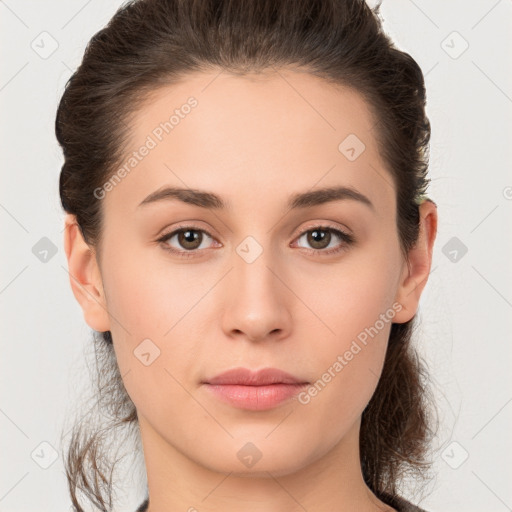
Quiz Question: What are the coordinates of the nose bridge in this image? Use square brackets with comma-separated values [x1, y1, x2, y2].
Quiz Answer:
[234, 236, 276, 293]
[222, 232, 291, 341]
[233, 232, 281, 302]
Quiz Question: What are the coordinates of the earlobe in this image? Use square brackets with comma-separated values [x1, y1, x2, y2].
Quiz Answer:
[63, 214, 111, 332]
[393, 200, 438, 324]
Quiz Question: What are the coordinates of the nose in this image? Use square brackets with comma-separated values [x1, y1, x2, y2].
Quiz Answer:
[220, 248, 292, 344]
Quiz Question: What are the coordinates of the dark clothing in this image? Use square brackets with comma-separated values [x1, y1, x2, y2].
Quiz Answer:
[136, 499, 149, 512]
[135, 493, 427, 511]
[379, 492, 428, 511]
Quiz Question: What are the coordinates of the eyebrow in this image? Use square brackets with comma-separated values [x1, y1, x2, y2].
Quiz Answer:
[138, 185, 375, 212]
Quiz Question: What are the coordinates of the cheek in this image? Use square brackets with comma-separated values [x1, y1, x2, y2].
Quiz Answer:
[296, 292, 394, 440]
[294, 243, 401, 419]
[99, 244, 215, 413]
[296, 242, 401, 342]
[101, 241, 209, 338]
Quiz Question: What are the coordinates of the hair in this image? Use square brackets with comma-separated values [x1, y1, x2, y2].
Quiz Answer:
[56, 0, 437, 510]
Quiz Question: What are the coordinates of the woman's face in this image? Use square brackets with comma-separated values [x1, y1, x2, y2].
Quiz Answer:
[72, 69, 428, 477]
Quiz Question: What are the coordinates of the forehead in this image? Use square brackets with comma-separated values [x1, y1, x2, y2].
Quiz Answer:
[103, 68, 394, 219]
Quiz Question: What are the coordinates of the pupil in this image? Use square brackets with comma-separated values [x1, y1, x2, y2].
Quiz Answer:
[180, 230, 201, 249]
[309, 229, 330, 249]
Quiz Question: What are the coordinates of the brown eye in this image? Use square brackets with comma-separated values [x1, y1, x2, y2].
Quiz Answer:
[157, 226, 216, 256]
[295, 226, 354, 255]
[177, 229, 203, 250]
[306, 228, 332, 250]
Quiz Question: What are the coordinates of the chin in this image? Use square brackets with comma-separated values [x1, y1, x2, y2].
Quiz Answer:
[194, 438, 317, 478]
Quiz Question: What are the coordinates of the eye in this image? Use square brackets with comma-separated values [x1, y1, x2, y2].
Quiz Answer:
[157, 225, 218, 258]
[292, 225, 355, 256]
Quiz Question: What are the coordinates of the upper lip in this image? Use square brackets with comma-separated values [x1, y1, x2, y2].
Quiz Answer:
[203, 367, 309, 386]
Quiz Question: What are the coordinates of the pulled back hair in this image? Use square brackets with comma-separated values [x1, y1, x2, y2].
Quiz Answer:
[56, 0, 436, 510]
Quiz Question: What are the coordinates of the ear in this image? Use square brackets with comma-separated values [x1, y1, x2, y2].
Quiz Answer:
[63, 213, 111, 332]
[393, 200, 438, 323]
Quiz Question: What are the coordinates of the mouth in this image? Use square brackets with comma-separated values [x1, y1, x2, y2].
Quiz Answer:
[201, 367, 309, 411]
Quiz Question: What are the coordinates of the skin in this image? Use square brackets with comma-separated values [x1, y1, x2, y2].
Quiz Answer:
[64, 68, 437, 512]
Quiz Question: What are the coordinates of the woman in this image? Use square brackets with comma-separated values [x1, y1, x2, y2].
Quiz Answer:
[57, 0, 438, 510]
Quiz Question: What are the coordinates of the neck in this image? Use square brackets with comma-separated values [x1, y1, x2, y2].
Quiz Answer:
[139, 415, 394, 512]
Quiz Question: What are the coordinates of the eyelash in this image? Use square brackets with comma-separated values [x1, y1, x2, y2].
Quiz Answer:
[156, 223, 355, 259]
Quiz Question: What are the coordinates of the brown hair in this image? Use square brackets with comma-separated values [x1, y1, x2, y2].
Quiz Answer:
[56, 0, 436, 509]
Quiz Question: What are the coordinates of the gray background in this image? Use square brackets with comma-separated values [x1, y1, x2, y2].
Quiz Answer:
[1, 1, 511, 511]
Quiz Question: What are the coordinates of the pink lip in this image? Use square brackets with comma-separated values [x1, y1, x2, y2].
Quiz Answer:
[202, 367, 309, 411]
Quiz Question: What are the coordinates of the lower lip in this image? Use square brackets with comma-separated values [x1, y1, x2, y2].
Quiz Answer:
[203, 383, 308, 411]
